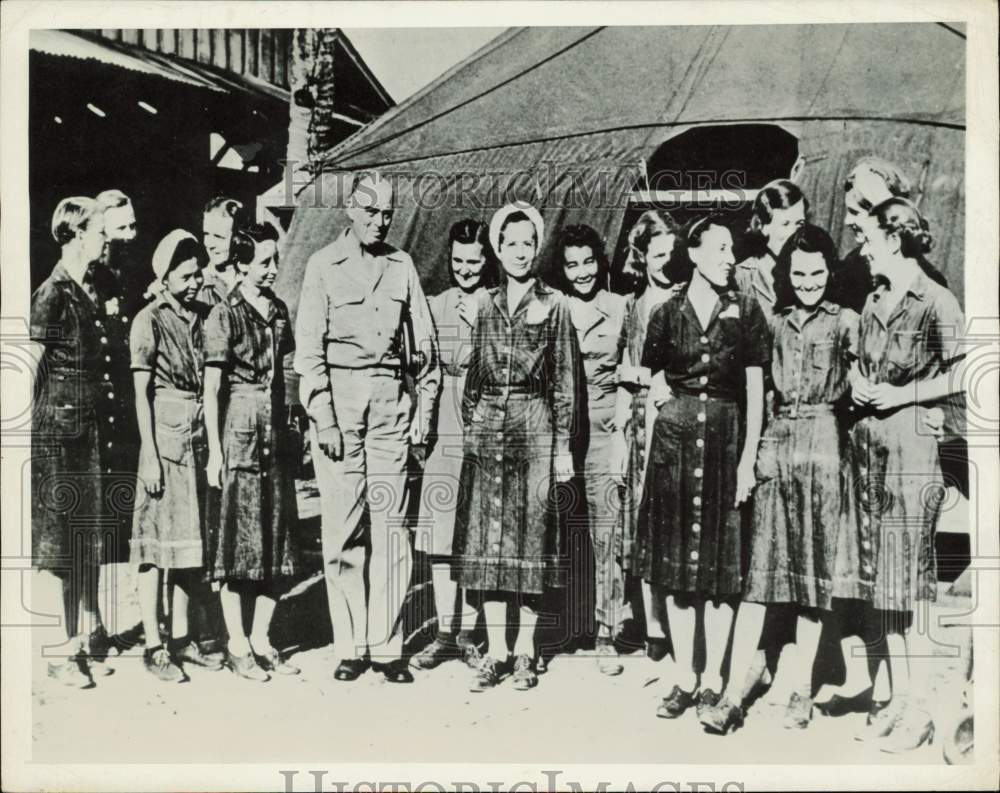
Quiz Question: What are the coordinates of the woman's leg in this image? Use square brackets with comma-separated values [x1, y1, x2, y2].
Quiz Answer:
[431, 561, 460, 636]
[665, 594, 696, 691]
[249, 589, 278, 655]
[642, 581, 668, 640]
[702, 598, 735, 694]
[482, 598, 508, 660]
[720, 601, 766, 702]
[513, 603, 538, 659]
[793, 610, 823, 696]
[220, 582, 251, 655]
[137, 564, 162, 648]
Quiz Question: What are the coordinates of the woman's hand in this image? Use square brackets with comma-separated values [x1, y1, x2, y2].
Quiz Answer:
[553, 452, 574, 483]
[649, 374, 672, 410]
[850, 371, 876, 405]
[139, 448, 163, 497]
[734, 454, 756, 507]
[206, 450, 223, 489]
[610, 429, 629, 485]
[922, 406, 946, 437]
[869, 381, 914, 412]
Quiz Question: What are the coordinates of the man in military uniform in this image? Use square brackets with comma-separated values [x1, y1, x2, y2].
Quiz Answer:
[295, 172, 439, 683]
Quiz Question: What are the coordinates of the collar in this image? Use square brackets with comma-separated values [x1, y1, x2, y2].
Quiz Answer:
[230, 284, 279, 324]
[569, 289, 613, 335]
[157, 290, 204, 323]
[783, 300, 841, 331]
[328, 227, 406, 265]
[489, 278, 551, 315]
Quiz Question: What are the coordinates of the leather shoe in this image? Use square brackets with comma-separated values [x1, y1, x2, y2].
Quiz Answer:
[372, 659, 414, 683]
[333, 656, 370, 681]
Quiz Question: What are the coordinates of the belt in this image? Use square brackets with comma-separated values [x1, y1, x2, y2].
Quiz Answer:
[328, 366, 403, 380]
[230, 382, 270, 393]
[155, 387, 200, 402]
[673, 389, 738, 404]
[775, 403, 835, 418]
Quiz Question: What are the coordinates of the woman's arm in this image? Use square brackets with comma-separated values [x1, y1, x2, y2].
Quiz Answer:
[550, 297, 580, 483]
[204, 367, 224, 488]
[133, 370, 162, 496]
[736, 366, 764, 506]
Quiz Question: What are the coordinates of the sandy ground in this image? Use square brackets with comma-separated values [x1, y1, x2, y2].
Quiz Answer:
[29, 487, 975, 767]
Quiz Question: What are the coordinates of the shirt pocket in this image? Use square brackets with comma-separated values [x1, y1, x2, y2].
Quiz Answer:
[156, 421, 194, 465]
[886, 329, 923, 375]
[811, 339, 837, 370]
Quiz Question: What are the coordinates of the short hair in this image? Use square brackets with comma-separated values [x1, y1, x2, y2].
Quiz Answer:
[230, 221, 280, 267]
[96, 189, 132, 211]
[844, 157, 912, 210]
[51, 197, 100, 246]
[671, 212, 733, 284]
[552, 223, 610, 294]
[203, 196, 245, 223]
[746, 179, 809, 252]
[349, 170, 392, 199]
[772, 224, 844, 312]
[447, 218, 498, 288]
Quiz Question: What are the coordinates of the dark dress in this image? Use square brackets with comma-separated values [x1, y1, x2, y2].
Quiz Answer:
[743, 301, 862, 608]
[632, 287, 770, 597]
[203, 289, 297, 582]
[452, 281, 580, 595]
[31, 262, 135, 573]
[130, 292, 213, 570]
[846, 271, 964, 612]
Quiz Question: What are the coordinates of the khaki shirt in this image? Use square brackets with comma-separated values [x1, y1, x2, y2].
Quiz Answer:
[294, 228, 440, 435]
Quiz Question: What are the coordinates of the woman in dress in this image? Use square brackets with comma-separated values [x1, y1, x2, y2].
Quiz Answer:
[452, 202, 579, 692]
[551, 224, 630, 675]
[204, 222, 299, 682]
[634, 214, 768, 720]
[734, 179, 808, 323]
[411, 219, 497, 671]
[131, 230, 225, 682]
[616, 210, 686, 667]
[847, 197, 965, 752]
[699, 224, 861, 734]
[31, 197, 132, 686]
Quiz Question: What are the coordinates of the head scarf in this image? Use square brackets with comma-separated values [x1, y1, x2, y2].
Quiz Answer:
[145, 229, 201, 299]
[489, 201, 545, 256]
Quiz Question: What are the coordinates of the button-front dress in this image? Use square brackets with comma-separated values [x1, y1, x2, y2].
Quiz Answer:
[846, 272, 965, 612]
[632, 288, 770, 596]
[567, 289, 629, 628]
[452, 281, 580, 595]
[419, 286, 480, 556]
[743, 300, 862, 608]
[203, 290, 297, 582]
[130, 292, 213, 570]
[31, 262, 135, 571]
[616, 287, 678, 573]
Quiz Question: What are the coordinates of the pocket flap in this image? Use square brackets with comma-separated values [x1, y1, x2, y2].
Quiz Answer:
[157, 424, 193, 465]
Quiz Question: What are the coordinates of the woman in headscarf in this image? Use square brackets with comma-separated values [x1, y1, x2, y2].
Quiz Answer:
[452, 202, 580, 692]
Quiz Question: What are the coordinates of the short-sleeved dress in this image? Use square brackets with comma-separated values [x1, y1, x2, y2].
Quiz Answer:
[203, 289, 297, 582]
[567, 289, 629, 628]
[452, 281, 580, 595]
[743, 301, 862, 608]
[617, 285, 676, 571]
[847, 271, 965, 612]
[734, 253, 778, 327]
[130, 292, 213, 570]
[31, 262, 135, 572]
[632, 287, 770, 596]
[417, 286, 480, 556]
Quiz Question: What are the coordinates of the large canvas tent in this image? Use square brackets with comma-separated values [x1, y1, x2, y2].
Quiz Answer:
[276, 23, 965, 317]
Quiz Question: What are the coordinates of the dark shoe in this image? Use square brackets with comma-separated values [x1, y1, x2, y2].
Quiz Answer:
[410, 637, 457, 670]
[255, 648, 301, 676]
[111, 622, 145, 653]
[172, 640, 224, 671]
[656, 685, 697, 719]
[510, 654, 538, 691]
[470, 655, 505, 692]
[47, 656, 95, 689]
[372, 659, 414, 684]
[645, 636, 670, 662]
[695, 688, 722, 720]
[143, 646, 186, 683]
[596, 642, 624, 676]
[227, 650, 270, 682]
[879, 703, 935, 753]
[333, 656, 370, 682]
[783, 691, 813, 730]
[83, 630, 114, 676]
[815, 686, 873, 717]
[699, 697, 745, 735]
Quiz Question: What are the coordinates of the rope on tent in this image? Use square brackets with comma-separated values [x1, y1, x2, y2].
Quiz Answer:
[914, 159, 931, 208]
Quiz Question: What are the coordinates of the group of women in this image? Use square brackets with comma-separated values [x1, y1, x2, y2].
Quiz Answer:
[411, 164, 965, 756]
[30, 157, 966, 756]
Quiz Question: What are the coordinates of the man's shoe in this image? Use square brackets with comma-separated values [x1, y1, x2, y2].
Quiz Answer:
[372, 659, 414, 684]
[143, 646, 186, 683]
[410, 636, 457, 670]
[255, 648, 301, 676]
[333, 656, 370, 682]
[47, 656, 94, 689]
[83, 629, 115, 676]
[783, 691, 813, 730]
[172, 640, 224, 671]
[656, 685, 697, 719]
